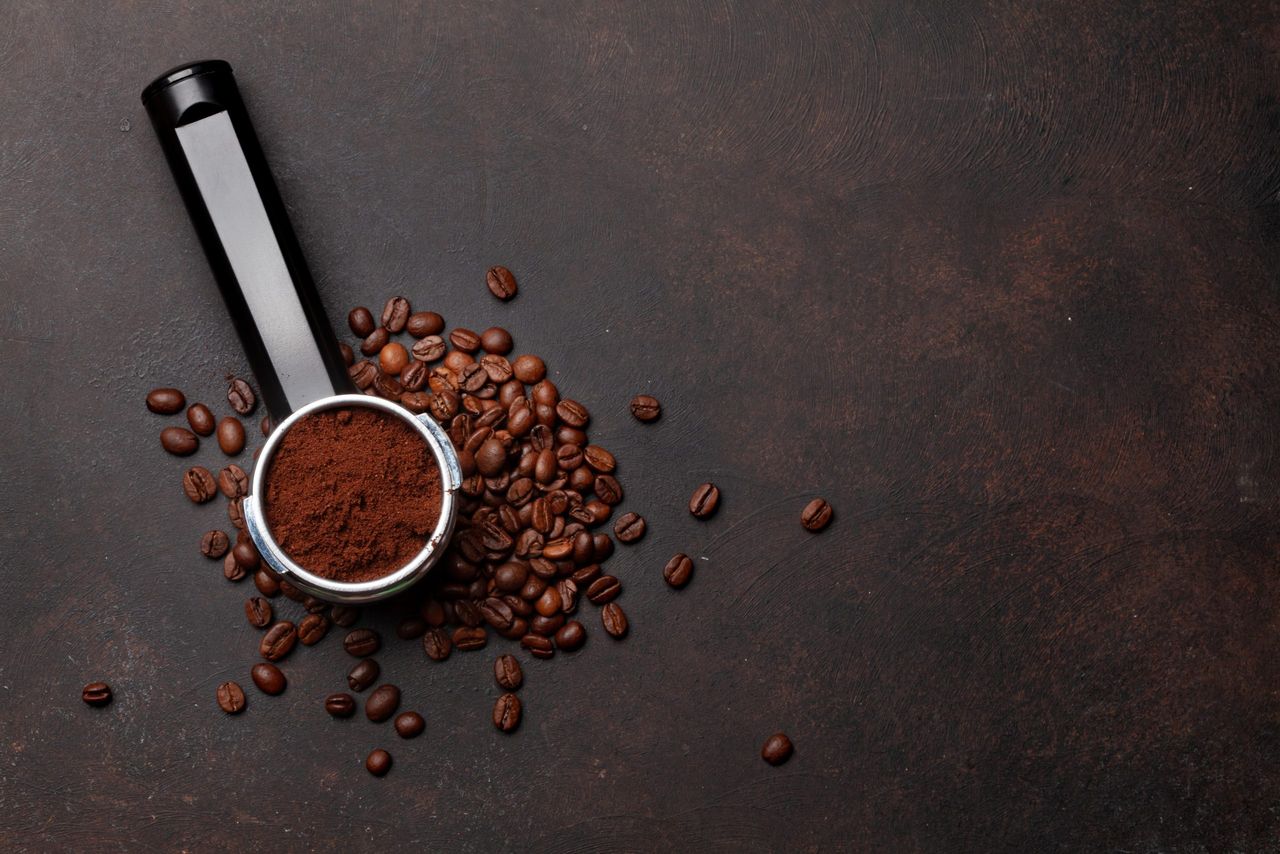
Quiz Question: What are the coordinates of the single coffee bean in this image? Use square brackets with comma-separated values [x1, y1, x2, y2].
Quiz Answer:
[259, 621, 297, 661]
[452, 626, 487, 651]
[406, 310, 444, 337]
[555, 620, 586, 651]
[186, 402, 216, 436]
[512, 354, 546, 383]
[556, 399, 590, 428]
[480, 353, 513, 383]
[365, 684, 401, 722]
[325, 692, 356, 718]
[614, 511, 646, 543]
[593, 533, 614, 561]
[379, 342, 410, 375]
[493, 692, 522, 732]
[475, 438, 506, 477]
[146, 387, 186, 414]
[629, 394, 661, 422]
[556, 578, 579, 614]
[396, 617, 428, 640]
[250, 662, 286, 695]
[81, 681, 112, 707]
[395, 711, 426, 738]
[412, 334, 446, 362]
[244, 597, 273, 628]
[761, 733, 794, 765]
[216, 681, 246, 714]
[582, 444, 616, 473]
[663, 553, 694, 588]
[601, 602, 628, 638]
[493, 654, 523, 690]
[400, 359, 428, 391]
[298, 613, 329, 646]
[535, 585, 563, 616]
[521, 633, 555, 658]
[232, 539, 260, 571]
[689, 482, 720, 518]
[182, 466, 217, 503]
[361, 327, 390, 356]
[422, 628, 453, 662]
[216, 417, 246, 455]
[585, 499, 612, 524]
[400, 391, 432, 412]
[348, 306, 376, 337]
[586, 575, 621, 604]
[200, 529, 230, 559]
[572, 563, 601, 585]
[223, 552, 246, 582]
[494, 561, 528, 593]
[161, 426, 199, 456]
[217, 464, 249, 499]
[227, 497, 245, 529]
[449, 327, 482, 353]
[569, 466, 595, 492]
[349, 360, 378, 389]
[480, 326, 514, 354]
[348, 658, 380, 692]
[227, 377, 256, 415]
[343, 628, 381, 657]
[330, 605, 360, 627]
[800, 498, 833, 532]
[480, 597, 516, 631]
[366, 748, 392, 777]
[381, 296, 411, 332]
[486, 265, 518, 300]
[254, 568, 280, 597]
[595, 475, 623, 505]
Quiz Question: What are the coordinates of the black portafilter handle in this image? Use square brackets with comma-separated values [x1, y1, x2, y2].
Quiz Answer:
[142, 60, 355, 423]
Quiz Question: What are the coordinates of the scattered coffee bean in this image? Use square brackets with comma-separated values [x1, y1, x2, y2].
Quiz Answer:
[555, 620, 586, 651]
[348, 306, 376, 337]
[227, 497, 245, 529]
[412, 335, 446, 362]
[186, 403, 216, 435]
[494, 654, 523, 690]
[298, 613, 329, 646]
[614, 512, 646, 543]
[449, 328, 482, 353]
[161, 426, 199, 456]
[244, 597, 273, 628]
[396, 617, 428, 640]
[480, 327, 513, 354]
[761, 733, 794, 765]
[629, 394, 661, 422]
[406, 311, 444, 338]
[800, 498, 833, 532]
[224, 552, 246, 582]
[583, 445, 616, 473]
[146, 387, 186, 414]
[586, 575, 621, 604]
[250, 662, 286, 695]
[493, 693, 522, 732]
[601, 603, 628, 638]
[348, 659, 380, 692]
[200, 530, 230, 559]
[663, 553, 694, 588]
[227, 376, 256, 415]
[521, 634, 554, 659]
[216, 681, 247, 714]
[689, 482, 720, 518]
[81, 681, 112, 707]
[259, 621, 298, 661]
[423, 628, 452, 661]
[365, 684, 401, 722]
[254, 568, 280, 597]
[232, 539, 260, 571]
[453, 626, 487, 651]
[217, 416, 246, 455]
[381, 296, 411, 332]
[394, 711, 425, 738]
[343, 628, 381, 657]
[325, 692, 356, 717]
[349, 360, 377, 389]
[366, 748, 392, 776]
[330, 605, 360, 627]
[182, 466, 217, 503]
[361, 327, 390, 356]
[511, 354, 545, 383]
[595, 475, 623, 505]
[379, 342, 410, 375]
[217, 464, 249, 499]
[486, 265, 518, 300]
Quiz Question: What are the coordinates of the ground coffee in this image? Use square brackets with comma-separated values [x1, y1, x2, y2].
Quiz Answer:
[264, 407, 441, 581]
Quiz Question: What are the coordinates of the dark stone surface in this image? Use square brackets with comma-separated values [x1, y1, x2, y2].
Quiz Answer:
[2, 1, 1279, 850]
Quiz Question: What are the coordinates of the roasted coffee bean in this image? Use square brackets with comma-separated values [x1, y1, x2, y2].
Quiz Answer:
[244, 597, 273, 628]
[223, 552, 246, 582]
[572, 531, 594, 565]
[480, 326, 513, 354]
[430, 389, 460, 420]
[452, 626, 488, 651]
[455, 599, 483, 628]
[530, 557, 559, 580]
[400, 359, 428, 391]
[361, 327, 390, 356]
[582, 444, 616, 473]
[250, 662, 286, 695]
[379, 342, 410, 375]
[529, 423, 554, 451]
[259, 621, 298, 661]
[556, 578, 579, 614]
[480, 520, 514, 552]
[530, 613, 564, 637]
[476, 438, 506, 477]
[400, 391, 432, 413]
[429, 365, 459, 392]
[630, 394, 661, 422]
[331, 605, 360, 627]
[395, 711, 425, 738]
[216, 681, 246, 714]
[493, 693, 522, 733]
[479, 353, 513, 383]
[217, 464, 249, 499]
[186, 403, 216, 436]
[81, 681, 112, 707]
[325, 692, 356, 717]
[761, 733, 794, 765]
[480, 597, 515, 631]
[521, 634, 555, 658]
[568, 502, 595, 524]
[556, 443, 583, 471]
[601, 602, 628, 638]
[366, 748, 393, 777]
[381, 296, 411, 332]
[226, 499, 245, 531]
[586, 575, 621, 604]
[534, 448, 557, 484]
[614, 511, 646, 543]
[396, 617, 427, 640]
[507, 477, 534, 507]
[494, 561, 528, 593]
[572, 563, 601, 585]
[486, 265, 518, 300]
[349, 360, 378, 389]
[585, 499, 612, 524]
[227, 377, 256, 415]
[500, 381, 526, 410]
[373, 371, 403, 399]
[254, 568, 280, 597]
[339, 342, 355, 366]
[801, 498, 833, 532]
[556, 399, 590, 428]
[542, 537, 574, 561]
[494, 654, 523, 690]
[569, 466, 595, 492]
[663, 553, 694, 588]
[349, 306, 376, 337]
[555, 620, 586, 651]
[343, 628, 381, 657]
[365, 684, 401, 722]
[535, 402, 557, 427]
[595, 475, 623, 505]
[406, 310, 444, 337]
[421, 599, 445, 627]
[303, 595, 328, 615]
[512, 354, 546, 384]
[216, 417, 245, 455]
[422, 628, 453, 661]
[448, 327, 481, 353]
[182, 466, 217, 503]
[535, 585, 563, 617]
[161, 426, 199, 456]
[528, 380, 555, 407]
[529, 497, 553, 534]
[201, 529, 230, 559]
[146, 387, 186, 414]
[412, 334, 446, 362]
[689, 482, 720, 518]
[232, 539, 260, 571]
[348, 658, 380, 691]
[298, 613, 329, 645]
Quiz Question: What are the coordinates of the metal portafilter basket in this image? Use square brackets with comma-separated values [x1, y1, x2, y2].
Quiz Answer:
[142, 60, 462, 604]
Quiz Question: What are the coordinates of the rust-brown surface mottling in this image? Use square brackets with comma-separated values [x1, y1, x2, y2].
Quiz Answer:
[2, 1, 1279, 851]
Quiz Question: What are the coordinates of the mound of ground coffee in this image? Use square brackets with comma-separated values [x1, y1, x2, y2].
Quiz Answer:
[264, 407, 442, 581]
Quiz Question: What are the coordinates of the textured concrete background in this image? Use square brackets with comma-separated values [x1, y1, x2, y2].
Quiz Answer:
[2, 1, 1280, 851]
